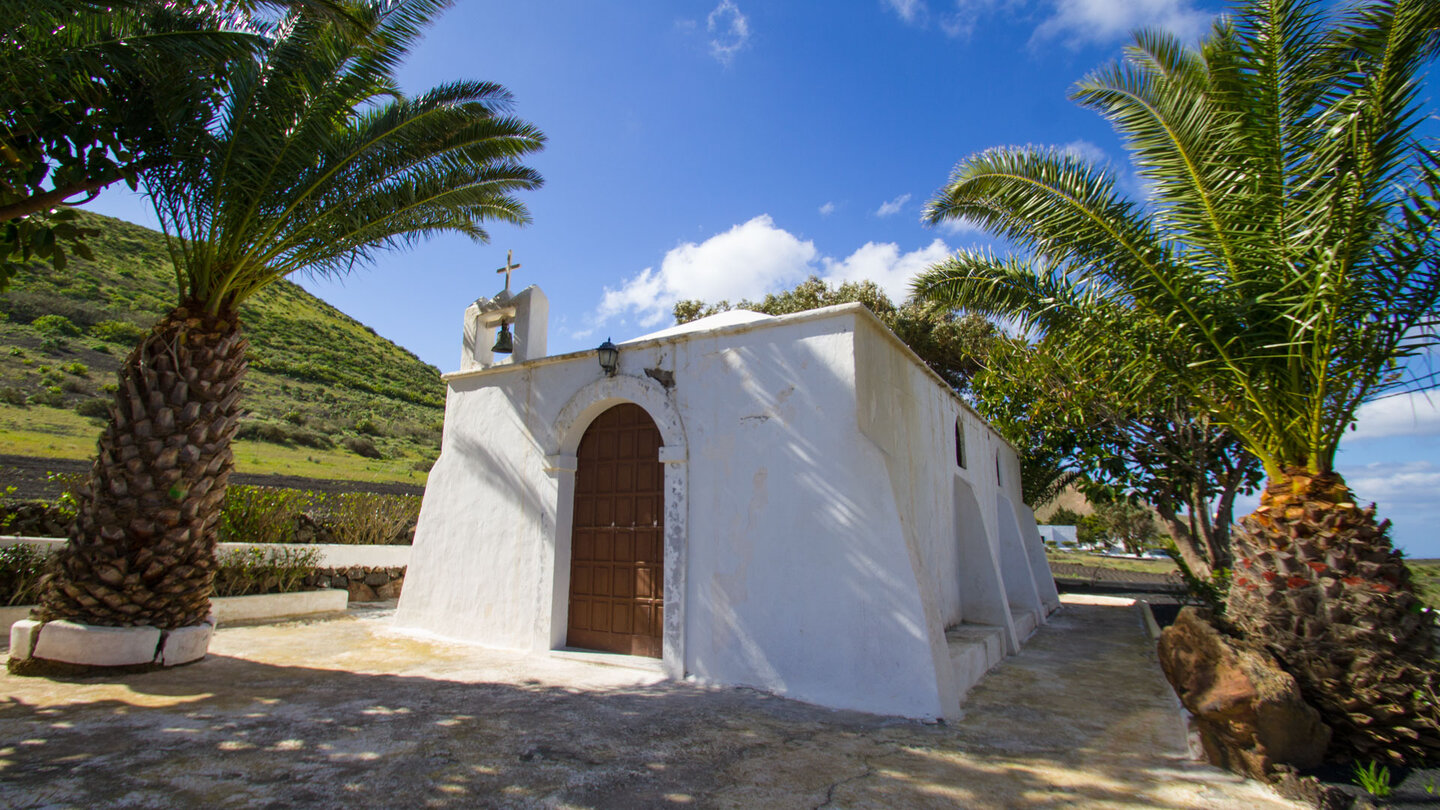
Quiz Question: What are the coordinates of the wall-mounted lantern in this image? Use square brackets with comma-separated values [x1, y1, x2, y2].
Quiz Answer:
[596, 338, 618, 376]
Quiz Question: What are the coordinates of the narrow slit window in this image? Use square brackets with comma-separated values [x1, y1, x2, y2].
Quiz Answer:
[955, 419, 966, 469]
[995, 452, 1002, 486]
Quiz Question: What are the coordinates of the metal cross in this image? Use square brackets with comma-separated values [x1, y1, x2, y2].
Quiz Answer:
[495, 249, 521, 294]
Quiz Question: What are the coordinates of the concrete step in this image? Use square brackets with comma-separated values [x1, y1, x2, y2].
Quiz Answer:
[1010, 606, 1040, 642]
[946, 622, 1007, 700]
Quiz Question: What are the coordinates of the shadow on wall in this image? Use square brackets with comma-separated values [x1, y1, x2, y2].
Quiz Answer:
[681, 336, 934, 700]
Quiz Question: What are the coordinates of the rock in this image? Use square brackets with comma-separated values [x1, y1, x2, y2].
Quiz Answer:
[364, 571, 388, 587]
[1158, 607, 1331, 780]
[375, 578, 403, 600]
[347, 581, 379, 602]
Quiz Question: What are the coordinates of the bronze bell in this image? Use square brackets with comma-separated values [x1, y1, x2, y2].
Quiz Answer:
[492, 320, 514, 355]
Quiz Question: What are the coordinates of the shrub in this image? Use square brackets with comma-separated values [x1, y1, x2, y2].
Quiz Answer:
[282, 410, 305, 425]
[218, 485, 316, 545]
[343, 436, 382, 459]
[322, 492, 420, 545]
[75, 398, 110, 418]
[61, 361, 88, 376]
[213, 546, 321, 597]
[0, 544, 52, 606]
[31, 314, 81, 337]
[90, 343, 111, 354]
[90, 319, 147, 344]
[61, 378, 87, 394]
[28, 388, 65, 407]
[7, 346, 22, 357]
[0, 387, 26, 407]
[354, 416, 382, 436]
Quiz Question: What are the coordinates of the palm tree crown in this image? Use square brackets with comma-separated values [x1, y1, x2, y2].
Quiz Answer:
[917, 0, 1438, 480]
[147, 0, 544, 315]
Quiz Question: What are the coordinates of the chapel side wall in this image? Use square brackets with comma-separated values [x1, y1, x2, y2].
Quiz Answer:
[853, 320, 1016, 629]
[394, 370, 553, 648]
[646, 315, 953, 720]
[852, 318, 1048, 628]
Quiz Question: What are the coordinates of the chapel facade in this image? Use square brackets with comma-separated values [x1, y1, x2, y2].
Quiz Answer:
[395, 284, 1060, 720]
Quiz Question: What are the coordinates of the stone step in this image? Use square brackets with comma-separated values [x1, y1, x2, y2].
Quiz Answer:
[946, 622, 1007, 700]
[1010, 606, 1040, 642]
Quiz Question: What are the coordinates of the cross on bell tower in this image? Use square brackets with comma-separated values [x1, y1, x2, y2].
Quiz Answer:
[495, 249, 521, 295]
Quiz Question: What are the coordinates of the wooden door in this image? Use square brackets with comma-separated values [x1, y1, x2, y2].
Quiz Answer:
[567, 403, 665, 658]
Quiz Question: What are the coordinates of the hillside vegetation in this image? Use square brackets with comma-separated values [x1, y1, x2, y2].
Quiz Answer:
[0, 212, 444, 484]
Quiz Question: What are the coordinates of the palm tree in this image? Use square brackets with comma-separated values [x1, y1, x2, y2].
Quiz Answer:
[915, 0, 1440, 761]
[35, 0, 543, 636]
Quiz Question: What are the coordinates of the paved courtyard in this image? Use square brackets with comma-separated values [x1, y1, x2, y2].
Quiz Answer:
[0, 596, 1300, 809]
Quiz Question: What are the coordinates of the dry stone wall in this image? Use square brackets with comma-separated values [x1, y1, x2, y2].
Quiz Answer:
[307, 566, 405, 602]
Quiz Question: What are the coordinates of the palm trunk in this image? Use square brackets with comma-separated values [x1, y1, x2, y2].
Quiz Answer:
[37, 303, 247, 630]
[1227, 468, 1440, 762]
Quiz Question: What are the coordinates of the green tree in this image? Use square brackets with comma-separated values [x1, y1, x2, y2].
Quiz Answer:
[35, 0, 543, 639]
[0, 1, 350, 286]
[916, 0, 1440, 761]
[1093, 499, 1160, 556]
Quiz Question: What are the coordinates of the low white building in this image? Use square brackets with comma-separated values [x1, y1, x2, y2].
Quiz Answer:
[396, 284, 1060, 721]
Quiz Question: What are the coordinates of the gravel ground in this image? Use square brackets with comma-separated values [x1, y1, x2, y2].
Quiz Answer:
[0, 597, 1301, 809]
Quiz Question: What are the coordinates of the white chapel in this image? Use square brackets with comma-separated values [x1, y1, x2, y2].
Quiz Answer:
[395, 279, 1060, 721]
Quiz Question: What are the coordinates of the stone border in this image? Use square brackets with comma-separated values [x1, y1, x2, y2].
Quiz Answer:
[2, 589, 350, 651]
[10, 613, 214, 672]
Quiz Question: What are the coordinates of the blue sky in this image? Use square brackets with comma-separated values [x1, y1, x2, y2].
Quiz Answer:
[89, 0, 1440, 555]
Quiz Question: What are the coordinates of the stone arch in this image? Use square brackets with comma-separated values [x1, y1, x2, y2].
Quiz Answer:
[550, 374, 685, 458]
[544, 374, 688, 678]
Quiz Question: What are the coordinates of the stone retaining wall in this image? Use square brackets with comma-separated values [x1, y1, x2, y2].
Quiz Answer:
[308, 566, 405, 602]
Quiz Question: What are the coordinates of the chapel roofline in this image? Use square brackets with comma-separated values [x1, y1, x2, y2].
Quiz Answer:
[441, 302, 1015, 456]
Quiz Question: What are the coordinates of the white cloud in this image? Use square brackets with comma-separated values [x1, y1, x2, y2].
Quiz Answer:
[1060, 139, 1110, 166]
[597, 215, 817, 327]
[1346, 461, 1440, 505]
[595, 218, 956, 328]
[822, 238, 954, 302]
[885, 0, 927, 24]
[819, 201, 836, 216]
[1033, 0, 1212, 47]
[875, 193, 912, 218]
[707, 1, 750, 65]
[1348, 392, 1440, 441]
[937, 217, 986, 237]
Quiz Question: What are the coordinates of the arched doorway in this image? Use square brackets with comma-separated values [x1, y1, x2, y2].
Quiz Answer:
[567, 403, 664, 657]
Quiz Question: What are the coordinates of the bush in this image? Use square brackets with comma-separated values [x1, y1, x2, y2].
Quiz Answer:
[0, 387, 26, 407]
[0, 544, 52, 606]
[31, 314, 81, 337]
[75, 398, 110, 418]
[90, 319, 147, 344]
[212, 546, 321, 597]
[343, 436, 382, 459]
[218, 485, 316, 545]
[61, 361, 88, 376]
[322, 492, 420, 545]
[28, 388, 65, 407]
[354, 416, 382, 436]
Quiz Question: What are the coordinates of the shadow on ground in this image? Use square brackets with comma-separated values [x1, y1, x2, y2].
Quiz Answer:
[0, 602, 1297, 809]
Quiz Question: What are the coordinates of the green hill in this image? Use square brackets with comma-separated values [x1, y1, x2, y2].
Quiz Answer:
[0, 211, 445, 484]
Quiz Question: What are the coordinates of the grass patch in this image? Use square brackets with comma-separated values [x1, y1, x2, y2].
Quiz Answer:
[1045, 549, 1179, 575]
[0, 211, 446, 486]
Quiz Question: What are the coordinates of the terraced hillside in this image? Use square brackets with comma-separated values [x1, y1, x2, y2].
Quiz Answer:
[0, 212, 445, 484]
